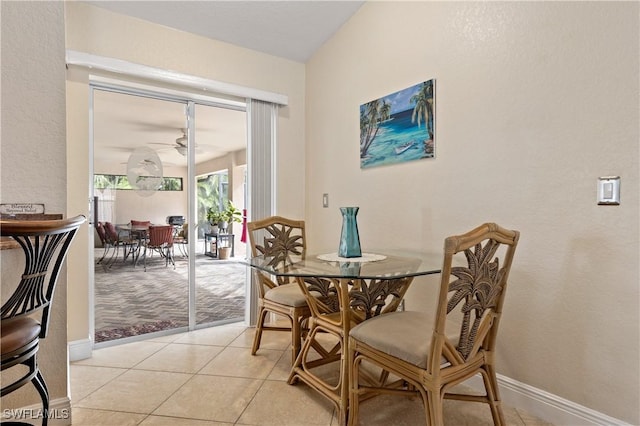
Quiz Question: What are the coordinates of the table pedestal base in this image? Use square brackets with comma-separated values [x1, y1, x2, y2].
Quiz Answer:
[288, 276, 414, 426]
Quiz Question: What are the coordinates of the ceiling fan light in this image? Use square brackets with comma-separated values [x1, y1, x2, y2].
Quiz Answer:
[126, 147, 163, 197]
[175, 146, 188, 156]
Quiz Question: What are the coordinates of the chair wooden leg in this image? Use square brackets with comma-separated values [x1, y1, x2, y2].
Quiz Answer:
[337, 407, 348, 426]
[338, 337, 349, 426]
[425, 388, 444, 426]
[347, 350, 360, 426]
[291, 313, 302, 364]
[251, 307, 268, 355]
[288, 321, 313, 386]
[481, 365, 505, 426]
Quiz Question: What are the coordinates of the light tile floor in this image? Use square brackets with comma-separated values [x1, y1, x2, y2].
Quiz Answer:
[70, 323, 554, 425]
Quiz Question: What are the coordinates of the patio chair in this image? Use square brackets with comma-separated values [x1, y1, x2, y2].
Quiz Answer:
[95, 221, 113, 264]
[104, 221, 139, 266]
[1, 215, 85, 426]
[348, 223, 520, 426]
[143, 225, 175, 271]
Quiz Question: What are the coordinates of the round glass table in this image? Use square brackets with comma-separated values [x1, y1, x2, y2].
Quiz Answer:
[245, 249, 442, 425]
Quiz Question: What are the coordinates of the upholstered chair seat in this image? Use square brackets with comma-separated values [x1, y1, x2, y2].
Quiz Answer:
[350, 311, 460, 370]
[264, 284, 308, 307]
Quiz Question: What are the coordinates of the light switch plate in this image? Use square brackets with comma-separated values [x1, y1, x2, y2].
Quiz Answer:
[597, 176, 620, 205]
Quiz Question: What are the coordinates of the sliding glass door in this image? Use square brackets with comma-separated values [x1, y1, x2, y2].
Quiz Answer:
[91, 85, 247, 345]
[192, 103, 247, 327]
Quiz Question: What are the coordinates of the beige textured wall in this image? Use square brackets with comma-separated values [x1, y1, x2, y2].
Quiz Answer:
[1, 0, 70, 410]
[65, 68, 91, 347]
[305, 2, 639, 424]
[64, 3, 306, 342]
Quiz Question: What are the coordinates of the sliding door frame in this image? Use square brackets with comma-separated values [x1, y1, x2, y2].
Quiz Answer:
[89, 79, 256, 341]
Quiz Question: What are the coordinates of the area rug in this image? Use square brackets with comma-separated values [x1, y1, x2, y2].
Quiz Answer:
[94, 251, 246, 343]
[95, 320, 183, 343]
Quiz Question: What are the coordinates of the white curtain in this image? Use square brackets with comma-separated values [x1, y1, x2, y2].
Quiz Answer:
[246, 98, 277, 325]
[247, 99, 276, 221]
[96, 187, 115, 224]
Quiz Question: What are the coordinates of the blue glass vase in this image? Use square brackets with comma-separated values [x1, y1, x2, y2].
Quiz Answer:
[338, 207, 362, 258]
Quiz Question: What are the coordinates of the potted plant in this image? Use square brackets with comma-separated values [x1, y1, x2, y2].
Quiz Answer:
[206, 207, 224, 234]
[220, 200, 242, 234]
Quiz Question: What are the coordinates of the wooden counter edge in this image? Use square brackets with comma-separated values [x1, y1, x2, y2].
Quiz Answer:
[1, 213, 64, 250]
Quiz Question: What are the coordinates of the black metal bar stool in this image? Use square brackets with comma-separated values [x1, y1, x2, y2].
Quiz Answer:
[1, 215, 85, 426]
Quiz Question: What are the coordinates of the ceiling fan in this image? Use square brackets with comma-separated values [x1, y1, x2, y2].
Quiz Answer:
[148, 128, 193, 156]
[173, 129, 190, 156]
[148, 128, 225, 159]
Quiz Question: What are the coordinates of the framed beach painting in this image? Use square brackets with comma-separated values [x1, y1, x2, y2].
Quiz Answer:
[359, 79, 435, 169]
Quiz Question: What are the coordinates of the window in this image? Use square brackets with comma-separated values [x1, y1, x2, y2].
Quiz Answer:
[94, 174, 183, 191]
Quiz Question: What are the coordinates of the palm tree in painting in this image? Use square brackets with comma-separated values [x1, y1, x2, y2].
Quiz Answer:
[360, 98, 391, 158]
[410, 80, 434, 143]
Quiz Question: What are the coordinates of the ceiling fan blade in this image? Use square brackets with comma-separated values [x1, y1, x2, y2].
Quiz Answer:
[196, 144, 227, 153]
[121, 118, 185, 132]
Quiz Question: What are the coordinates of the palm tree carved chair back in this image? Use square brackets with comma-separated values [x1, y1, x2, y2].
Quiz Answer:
[1, 215, 86, 426]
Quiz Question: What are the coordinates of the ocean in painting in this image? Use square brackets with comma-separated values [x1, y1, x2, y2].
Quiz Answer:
[360, 108, 434, 169]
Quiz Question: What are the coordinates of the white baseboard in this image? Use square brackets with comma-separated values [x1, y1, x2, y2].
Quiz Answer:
[466, 374, 630, 426]
[68, 337, 92, 361]
[1, 397, 71, 425]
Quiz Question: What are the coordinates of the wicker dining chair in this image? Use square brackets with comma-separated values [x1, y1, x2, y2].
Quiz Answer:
[247, 216, 311, 364]
[348, 223, 520, 426]
[142, 225, 175, 271]
[1, 215, 85, 426]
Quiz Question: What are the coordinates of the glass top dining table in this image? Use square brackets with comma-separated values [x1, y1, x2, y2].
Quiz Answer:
[245, 249, 443, 425]
[245, 249, 443, 280]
